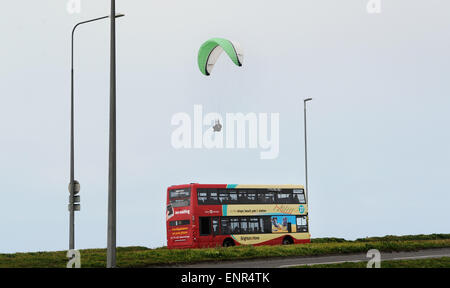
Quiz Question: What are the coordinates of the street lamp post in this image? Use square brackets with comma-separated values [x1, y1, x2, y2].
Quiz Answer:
[69, 13, 124, 251]
[107, 0, 117, 268]
[303, 98, 312, 203]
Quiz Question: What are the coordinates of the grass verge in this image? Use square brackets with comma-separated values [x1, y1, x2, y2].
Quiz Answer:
[1, 237, 450, 268]
[293, 257, 450, 268]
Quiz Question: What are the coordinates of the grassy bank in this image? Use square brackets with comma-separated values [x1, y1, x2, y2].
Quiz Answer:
[311, 233, 450, 243]
[1, 234, 450, 268]
[294, 257, 450, 268]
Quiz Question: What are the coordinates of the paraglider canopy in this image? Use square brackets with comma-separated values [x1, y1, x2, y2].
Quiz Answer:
[198, 38, 243, 76]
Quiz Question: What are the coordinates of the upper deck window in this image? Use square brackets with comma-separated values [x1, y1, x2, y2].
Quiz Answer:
[197, 188, 307, 205]
[169, 188, 191, 199]
[293, 189, 306, 204]
[198, 191, 208, 204]
[277, 191, 293, 204]
[264, 191, 275, 203]
[219, 191, 230, 203]
[169, 188, 191, 207]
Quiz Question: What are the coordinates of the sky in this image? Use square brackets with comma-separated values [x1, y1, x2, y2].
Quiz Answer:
[0, 0, 449, 253]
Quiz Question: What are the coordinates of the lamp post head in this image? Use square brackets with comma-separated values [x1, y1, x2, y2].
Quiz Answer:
[304, 98, 313, 102]
[114, 13, 125, 18]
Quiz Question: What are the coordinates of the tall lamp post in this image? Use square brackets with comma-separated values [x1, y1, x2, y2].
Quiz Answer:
[69, 13, 124, 251]
[107, 0, 118, 268]
[303, 98, 312, 203]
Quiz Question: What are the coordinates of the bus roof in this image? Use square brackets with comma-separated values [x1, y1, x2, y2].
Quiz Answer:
[169, 184, 305, 189]
[224, 184, 304, 189]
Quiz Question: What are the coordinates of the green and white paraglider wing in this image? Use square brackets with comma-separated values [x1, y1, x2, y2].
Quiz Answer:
[198, 38, 243, 76]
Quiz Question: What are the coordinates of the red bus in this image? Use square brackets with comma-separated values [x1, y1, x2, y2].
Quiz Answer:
[166, 183, 310, 249]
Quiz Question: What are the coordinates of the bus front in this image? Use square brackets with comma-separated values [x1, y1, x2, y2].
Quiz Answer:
[166, 185, 194, 249]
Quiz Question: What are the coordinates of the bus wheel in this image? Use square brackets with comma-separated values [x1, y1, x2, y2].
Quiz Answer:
[282, 236, 294, 245]
[223, 238, 235, 247]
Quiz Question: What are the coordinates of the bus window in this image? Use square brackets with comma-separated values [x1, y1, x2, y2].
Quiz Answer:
[247, 190, 257, 202]
[256, 192, 264, 203]
[264, 191, 275, 203]
[240, 218, 249, 234]
[238, 190, 247, 203]
[197, 191, 207, 204]
[169, 189, 190, 199]
[230, 217, 240, 234]
[277, 190, 292, 204]
[212, 217, 220, 234]
[219, 191, 230, 203]
[209, 189, 219, 204]
[296, 216, 308, 232]
[249, 217, 260, 233]
[221, 218, 230, 234]
[293, 189, 306, 204]
[170, 188, 191, 207]
[262, 217, 272, 233]
[228, 190, 238, 203]
[259, 218, 265, 233]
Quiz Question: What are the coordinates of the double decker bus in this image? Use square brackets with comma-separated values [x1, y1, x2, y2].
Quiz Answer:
[166, 183, 310, 249]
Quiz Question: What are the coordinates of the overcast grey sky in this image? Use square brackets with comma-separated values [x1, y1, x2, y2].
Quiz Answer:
[0, 0, 449, 253]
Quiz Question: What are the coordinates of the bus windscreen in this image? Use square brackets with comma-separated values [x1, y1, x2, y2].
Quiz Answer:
[169, 188, 190, 199]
